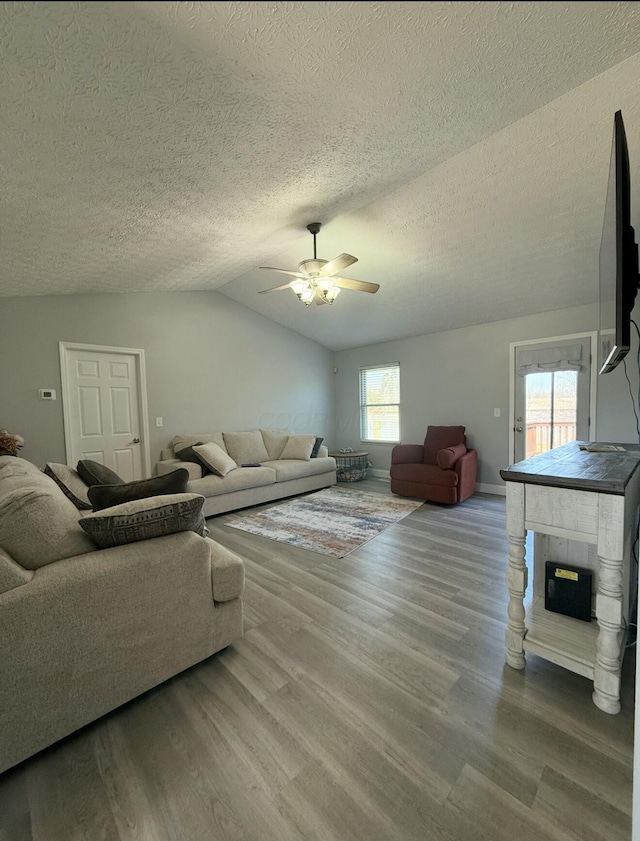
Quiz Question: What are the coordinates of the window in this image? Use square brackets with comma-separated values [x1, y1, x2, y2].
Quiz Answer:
[359, 363, 400, 443]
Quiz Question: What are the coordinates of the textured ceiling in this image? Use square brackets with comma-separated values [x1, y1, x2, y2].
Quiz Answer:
[2, 2, 640, 349]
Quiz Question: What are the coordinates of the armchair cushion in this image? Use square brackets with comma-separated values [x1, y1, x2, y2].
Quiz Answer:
[436, 443, 467, 470]
[423, 426, 466, 465]
[391, 463, 459, 488]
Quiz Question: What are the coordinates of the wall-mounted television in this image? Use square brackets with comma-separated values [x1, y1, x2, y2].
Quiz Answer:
[599, 111, 640, 374]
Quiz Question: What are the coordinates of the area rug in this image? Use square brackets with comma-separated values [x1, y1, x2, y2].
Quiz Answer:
[226, 485, 423, 558]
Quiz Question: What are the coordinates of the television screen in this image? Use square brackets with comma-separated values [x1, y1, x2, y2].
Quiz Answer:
[598, 111, 638, 374]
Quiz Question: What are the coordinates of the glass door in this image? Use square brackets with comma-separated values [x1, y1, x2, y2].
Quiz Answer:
[513, 337, 591, 463]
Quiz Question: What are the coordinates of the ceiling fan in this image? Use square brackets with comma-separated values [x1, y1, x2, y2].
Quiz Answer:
[259, 223, 380, 306]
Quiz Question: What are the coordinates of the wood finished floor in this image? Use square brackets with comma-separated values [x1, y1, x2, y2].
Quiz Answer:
[0, 479, 634, 841]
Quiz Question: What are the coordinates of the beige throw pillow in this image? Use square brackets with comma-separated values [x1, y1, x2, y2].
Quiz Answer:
[193, 442, 238, 477]
[280, 435, 316, 461]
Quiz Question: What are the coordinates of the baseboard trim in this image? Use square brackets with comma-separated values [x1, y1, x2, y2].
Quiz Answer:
[477, 482, 506, 496]
[368, 469, 391, 479]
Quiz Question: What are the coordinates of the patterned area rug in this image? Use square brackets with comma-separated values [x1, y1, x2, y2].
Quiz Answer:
[226, 485, 423, 558]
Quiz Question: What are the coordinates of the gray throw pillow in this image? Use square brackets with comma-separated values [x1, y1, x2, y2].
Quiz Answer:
[44, 463, 92, 509]
[280, 435, 315, 460]
[87, 469, 190, 511]
[77, 459, 124, 486]
[79, 493, 206, 549]
[173, 442, 204, 462]
[311, 437, 324, 458]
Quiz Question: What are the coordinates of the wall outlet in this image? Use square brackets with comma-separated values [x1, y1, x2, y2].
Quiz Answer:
[155, 417, 163, 427]
[494, 408, 501, 417]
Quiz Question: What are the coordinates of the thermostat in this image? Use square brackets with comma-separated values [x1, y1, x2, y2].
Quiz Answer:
[38, 388, 56, 400]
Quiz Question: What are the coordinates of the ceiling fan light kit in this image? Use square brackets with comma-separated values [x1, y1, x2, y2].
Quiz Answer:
[259, 223, 379, 307]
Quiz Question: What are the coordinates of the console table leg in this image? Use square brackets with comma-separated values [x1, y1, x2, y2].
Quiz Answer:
[593, 555, 624, 714]
[506, 533, 528, 669]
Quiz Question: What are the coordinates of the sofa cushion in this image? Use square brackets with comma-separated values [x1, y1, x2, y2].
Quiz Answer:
[172, 432, 226, 455]
[0, 468, 97, 569]
[79, 493, 206, 548]
[43, 463, 92, 509]
[423, 426, 466, 465]
[260, 428, 293, 461]
[311, 436, 324, 458]
[87, 469, 190, 511]
[390, 463, 459, 487]
[172, 443, 209, 468]
[156, 459, 204, 480]
[0, 547, 33, 594]
[192, 442, 237, 477]
[190, 466, 276, 498]
[223, 430, 269, 465]
[77, 460, 124, 486]
[436, 443, 468, 470]
[280, 435, 315, 461]
[262, 457, 336, 482]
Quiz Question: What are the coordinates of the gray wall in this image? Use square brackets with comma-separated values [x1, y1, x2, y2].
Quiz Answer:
[334, 302, 640, 489]
[0, 291, 335, 470]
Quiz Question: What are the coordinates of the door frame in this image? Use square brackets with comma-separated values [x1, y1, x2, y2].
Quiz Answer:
[508, 331, 597, 464]
[59, 342, 152, 477]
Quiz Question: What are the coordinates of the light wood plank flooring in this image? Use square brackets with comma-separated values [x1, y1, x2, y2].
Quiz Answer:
[0, 480, 634, 840]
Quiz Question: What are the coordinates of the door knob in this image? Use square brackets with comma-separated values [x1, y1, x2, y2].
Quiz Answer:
[129, 437, 140, 445]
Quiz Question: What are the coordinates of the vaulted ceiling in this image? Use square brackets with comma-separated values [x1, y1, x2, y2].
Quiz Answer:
[2, 2, 640, 349]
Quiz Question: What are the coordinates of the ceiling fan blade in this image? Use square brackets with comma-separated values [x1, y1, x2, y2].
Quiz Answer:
[259, 282, 293, 294]
[333, 277, 380, 293]
[321, 253, 358, 276]
[259, 267, 306, 278]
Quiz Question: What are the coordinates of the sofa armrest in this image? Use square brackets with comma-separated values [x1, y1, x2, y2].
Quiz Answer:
[206, 538, 245, 602]
[391, 444, 424, 465]
[454, 448, 478, 497]
[317, 445, 329, 458]
[0, 531, 223, 774]
[156, 459, 203, 480]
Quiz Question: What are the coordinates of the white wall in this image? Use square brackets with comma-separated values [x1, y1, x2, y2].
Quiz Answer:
[334, 302, 640, 490]
[0, 291, 335, 470]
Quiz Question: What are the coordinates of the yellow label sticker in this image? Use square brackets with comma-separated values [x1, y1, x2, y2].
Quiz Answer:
[555, 568, 578, 581]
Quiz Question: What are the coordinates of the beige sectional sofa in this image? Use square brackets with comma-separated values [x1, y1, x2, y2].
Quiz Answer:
[156, 428, 337, 517]
[0, 456, 244, 774]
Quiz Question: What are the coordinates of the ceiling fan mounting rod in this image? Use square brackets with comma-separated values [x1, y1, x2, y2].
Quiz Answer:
[307, 222, 321, 260]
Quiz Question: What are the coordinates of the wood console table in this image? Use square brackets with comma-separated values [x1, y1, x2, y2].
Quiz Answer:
[500, 442, 640, 714]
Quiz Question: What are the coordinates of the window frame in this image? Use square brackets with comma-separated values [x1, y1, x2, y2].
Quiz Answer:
[359, 362, 401, 444]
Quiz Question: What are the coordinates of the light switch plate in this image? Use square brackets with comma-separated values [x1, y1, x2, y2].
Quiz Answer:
[494, 408, 501, 417]
[155, 417, 163, 427]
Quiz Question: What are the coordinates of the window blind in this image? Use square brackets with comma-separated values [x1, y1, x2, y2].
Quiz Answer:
[359, 364, 400, 442]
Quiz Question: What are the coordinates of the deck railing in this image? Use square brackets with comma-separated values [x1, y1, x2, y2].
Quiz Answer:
[526, 422, 577, 458]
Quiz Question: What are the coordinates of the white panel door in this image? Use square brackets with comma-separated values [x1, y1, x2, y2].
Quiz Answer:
[63, 348, 144, 481]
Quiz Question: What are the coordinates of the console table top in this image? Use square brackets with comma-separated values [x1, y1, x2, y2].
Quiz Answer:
[500, 441, 640, 495]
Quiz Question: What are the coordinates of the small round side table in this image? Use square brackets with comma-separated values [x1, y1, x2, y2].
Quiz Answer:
[328, 450, 369, 482]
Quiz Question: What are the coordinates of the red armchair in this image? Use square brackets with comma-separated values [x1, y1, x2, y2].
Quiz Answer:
[390, 425, 477, 504]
